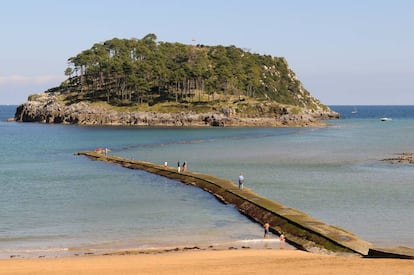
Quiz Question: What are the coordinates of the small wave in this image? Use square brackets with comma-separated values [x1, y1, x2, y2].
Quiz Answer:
[0, 247, 69, 253]
[0, 247, 71, 259]
[236, 238, 280, 244]
[0, 234, 67, 242]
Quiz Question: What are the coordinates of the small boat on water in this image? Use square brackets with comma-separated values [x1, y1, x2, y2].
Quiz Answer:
[380, 117, 392, 121]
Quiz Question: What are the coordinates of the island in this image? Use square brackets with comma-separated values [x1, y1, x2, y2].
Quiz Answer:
[14, 34, 339, 126]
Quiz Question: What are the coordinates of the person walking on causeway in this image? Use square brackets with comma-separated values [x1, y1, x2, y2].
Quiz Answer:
[238, 173, 244, 189]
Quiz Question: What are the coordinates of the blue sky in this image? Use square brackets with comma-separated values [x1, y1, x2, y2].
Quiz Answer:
[1, 0, 413, 105]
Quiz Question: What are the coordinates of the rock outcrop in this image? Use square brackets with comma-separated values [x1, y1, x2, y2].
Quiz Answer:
[382, 152, 414, 164]
[15, 93, 339, 127]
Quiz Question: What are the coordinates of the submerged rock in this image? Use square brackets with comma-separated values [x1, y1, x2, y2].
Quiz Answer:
[382, 152, 414, 164]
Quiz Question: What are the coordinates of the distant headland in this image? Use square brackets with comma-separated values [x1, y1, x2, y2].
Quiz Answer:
[14, 34, 339, 127]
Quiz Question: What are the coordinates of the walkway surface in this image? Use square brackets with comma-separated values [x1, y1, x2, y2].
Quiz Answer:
[76, 151, 413, 259]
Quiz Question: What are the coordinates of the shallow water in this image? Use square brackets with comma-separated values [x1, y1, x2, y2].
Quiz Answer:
[1, 105, 413, 258]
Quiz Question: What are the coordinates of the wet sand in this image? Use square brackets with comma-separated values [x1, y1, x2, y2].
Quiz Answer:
[1, 249, 413, 275]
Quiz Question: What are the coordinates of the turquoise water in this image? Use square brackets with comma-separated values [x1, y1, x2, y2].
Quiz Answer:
[1, 105, 413, 258]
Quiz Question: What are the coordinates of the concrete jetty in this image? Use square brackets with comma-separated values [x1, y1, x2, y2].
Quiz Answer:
[76, 151, 414, 259]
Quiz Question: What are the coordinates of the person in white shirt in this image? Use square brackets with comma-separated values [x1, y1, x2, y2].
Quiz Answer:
[238, 173, 244, 189]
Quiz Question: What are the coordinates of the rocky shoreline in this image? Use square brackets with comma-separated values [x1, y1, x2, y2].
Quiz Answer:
[382, 152, 414, 164]
[14, 93, 339, 127]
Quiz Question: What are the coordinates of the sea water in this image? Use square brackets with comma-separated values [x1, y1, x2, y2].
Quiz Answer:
[1, 105, 413, 258]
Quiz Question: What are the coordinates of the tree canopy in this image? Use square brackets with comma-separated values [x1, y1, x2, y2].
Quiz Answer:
[56, 34, 320, 110]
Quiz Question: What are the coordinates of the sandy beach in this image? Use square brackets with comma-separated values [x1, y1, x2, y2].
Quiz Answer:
[1, 249, 413, 275]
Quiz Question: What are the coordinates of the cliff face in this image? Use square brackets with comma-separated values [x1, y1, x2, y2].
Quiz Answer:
[15, 93, 338, 127]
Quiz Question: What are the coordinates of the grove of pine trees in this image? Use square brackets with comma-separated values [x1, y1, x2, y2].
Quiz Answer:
[60, 33, 310, 107]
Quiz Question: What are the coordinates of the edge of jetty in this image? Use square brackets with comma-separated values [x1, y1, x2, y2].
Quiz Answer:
[76, 151, 414, 259]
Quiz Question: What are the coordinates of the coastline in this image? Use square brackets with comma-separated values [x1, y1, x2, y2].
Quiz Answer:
[1, 238, 292, 260]
[13, 93, 339, 127]
[2, 249, 414, 275]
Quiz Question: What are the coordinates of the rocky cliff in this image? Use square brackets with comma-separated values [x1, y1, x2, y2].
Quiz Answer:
[15, 93, 339, 127]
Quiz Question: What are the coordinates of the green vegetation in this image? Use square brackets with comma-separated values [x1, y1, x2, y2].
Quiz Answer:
[51, 33, 324, 113]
